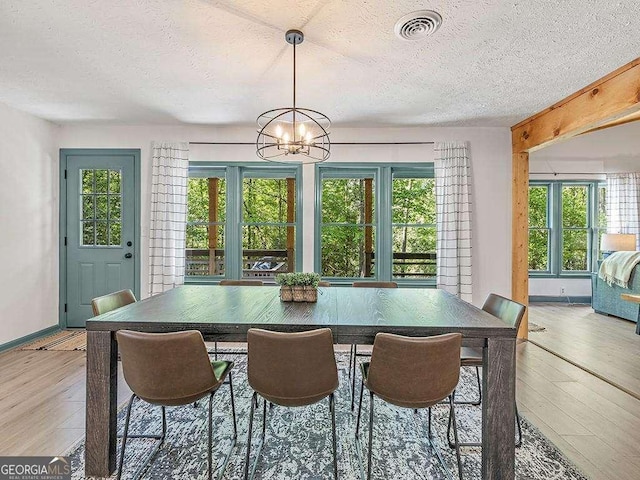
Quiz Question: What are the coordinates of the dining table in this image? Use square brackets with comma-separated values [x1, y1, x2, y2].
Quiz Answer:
[84, 285, 517, 479]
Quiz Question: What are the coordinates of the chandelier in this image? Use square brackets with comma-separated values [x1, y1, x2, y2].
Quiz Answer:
[256, 29, 331, 163]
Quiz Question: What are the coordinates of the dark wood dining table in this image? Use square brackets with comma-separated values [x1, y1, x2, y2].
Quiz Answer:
[85, 285, 517, 479]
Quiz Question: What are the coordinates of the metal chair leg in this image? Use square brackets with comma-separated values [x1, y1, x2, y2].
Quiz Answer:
[428, 407, 432, 439]
[208, 392, 214, 480]
[449, 395, 464, 480]
[117, 395, 167, 480]
[351, 346, 358, 411]
[229, 372, 238, 440]
[244, 392, 258, 480]
[330, 393, 338, 479]
[214, 341, 218, 360]
[367, 392, 374, 480]
[447, 400, 523, 449]
[355, 380, 365, 439]
[516, 406, 523, 447]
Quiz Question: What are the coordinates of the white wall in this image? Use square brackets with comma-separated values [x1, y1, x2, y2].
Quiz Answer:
[0, 102, 58, 345]
[57, 124, 512, 307]
[528, 121, 640, 298]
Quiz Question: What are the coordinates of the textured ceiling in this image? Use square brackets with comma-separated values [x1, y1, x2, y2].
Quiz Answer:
[1, 0, 639, 127]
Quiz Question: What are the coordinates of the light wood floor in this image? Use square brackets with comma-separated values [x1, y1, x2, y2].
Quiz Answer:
[2, 321, 640, 479]
[529, 303, 640, 399]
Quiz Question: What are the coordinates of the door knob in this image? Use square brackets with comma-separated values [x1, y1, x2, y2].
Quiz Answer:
[127, 241, 133, 247]
[124, 253, 133, 259]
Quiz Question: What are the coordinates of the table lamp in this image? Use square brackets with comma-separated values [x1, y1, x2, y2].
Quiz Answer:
[600, 233, 637, 258]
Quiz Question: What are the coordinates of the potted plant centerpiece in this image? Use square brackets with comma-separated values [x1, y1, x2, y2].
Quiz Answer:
[275, 272, 321, 303]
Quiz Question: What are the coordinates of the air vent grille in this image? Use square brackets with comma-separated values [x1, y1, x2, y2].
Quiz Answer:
[394, 10, 442, 41]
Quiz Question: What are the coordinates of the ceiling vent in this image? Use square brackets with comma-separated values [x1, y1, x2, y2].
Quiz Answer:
[394, 10, 442, 41]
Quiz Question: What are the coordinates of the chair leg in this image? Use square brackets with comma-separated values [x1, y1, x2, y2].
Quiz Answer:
[261, 397, 267, 443]
[244, 392, 258, 480]
[330, 393, 338, 479]
[214, 341, 218, 360]
[229, 371, 238, 440]
[449, 395, 464, 480]
[351, 346, 358, 411]
[348, 344, 355, 378]
[473, 366, 481, 406]
[208, 392, 214, 480]
[446, 400, 523, 449]
[366, 392, 375, 480]
[516, 405, 523, 447]
[117, 395, 166, 480]
[355, 380, 365, 439]
[428, 407, 432, 439]
[116, 394, 136, 480]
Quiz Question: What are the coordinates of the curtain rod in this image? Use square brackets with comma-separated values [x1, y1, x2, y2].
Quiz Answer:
[189, 141, 434, 145]
[529, 172, 606, 175]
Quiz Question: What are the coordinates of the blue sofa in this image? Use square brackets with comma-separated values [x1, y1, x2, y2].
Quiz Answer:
[592, 263, 640, 334]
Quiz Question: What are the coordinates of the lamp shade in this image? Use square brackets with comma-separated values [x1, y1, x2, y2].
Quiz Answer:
[600, 233, 637, 251]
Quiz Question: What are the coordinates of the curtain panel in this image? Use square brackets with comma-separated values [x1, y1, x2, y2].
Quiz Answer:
[435, 142, 473, 302]
[149, 142, 189, 296]
[606, 173, 640, 250]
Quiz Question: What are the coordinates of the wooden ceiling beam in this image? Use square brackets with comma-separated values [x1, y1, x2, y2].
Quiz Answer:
[512, 58, 640, 154]
[510, 57, 640, 340]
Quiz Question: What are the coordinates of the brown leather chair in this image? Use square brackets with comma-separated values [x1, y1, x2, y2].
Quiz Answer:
[448, 293, 526, 448]
[91, 289, 136, 316]
[349, 281, 398, 409]
[244, 328, 339, 480]
[116, 330, 237, 480]
[356, 332, 464, 480]
[219, 280, 264, 286]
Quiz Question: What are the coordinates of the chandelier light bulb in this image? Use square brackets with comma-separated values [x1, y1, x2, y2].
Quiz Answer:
[299, 123, 306, 137]
[275, 124, 283, 138]
[282, 132, 290, 144]
[305, 131, 313, 144]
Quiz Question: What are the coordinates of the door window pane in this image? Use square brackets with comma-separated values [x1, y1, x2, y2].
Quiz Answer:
[79, 168, 123, 247]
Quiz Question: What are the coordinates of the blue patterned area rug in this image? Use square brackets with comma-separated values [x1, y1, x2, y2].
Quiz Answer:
[69, 351, 587, 480]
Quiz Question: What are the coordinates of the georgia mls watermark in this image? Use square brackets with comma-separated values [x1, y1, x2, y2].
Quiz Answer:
[0, 457, 71, 480]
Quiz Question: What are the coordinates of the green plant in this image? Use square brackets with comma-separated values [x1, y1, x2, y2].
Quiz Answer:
[275, 272, 320, 288]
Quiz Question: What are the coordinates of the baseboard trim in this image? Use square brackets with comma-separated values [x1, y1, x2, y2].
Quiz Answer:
[0, 325, 61, 353]
[529, 295, 591, 304]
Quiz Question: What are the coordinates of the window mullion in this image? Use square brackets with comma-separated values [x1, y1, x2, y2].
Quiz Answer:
[378, 166, 392, 281]
[225, 166, 242, 280]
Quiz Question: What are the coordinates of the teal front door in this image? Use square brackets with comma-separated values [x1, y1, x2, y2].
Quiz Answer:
[62, 150, 139, 327]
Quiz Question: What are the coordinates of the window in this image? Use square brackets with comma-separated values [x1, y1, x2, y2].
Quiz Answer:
[80, 169, 122, 246]
[186, 164, 301, 281]
[392, 175, 437, 279]
[316, 164, 435, 283]
[528, 181, 604, 276]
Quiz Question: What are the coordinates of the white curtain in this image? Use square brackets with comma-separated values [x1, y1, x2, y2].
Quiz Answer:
[435, 142, 473, 302]
[149, 142, 189, 296]
[606, 173, 640, 250]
